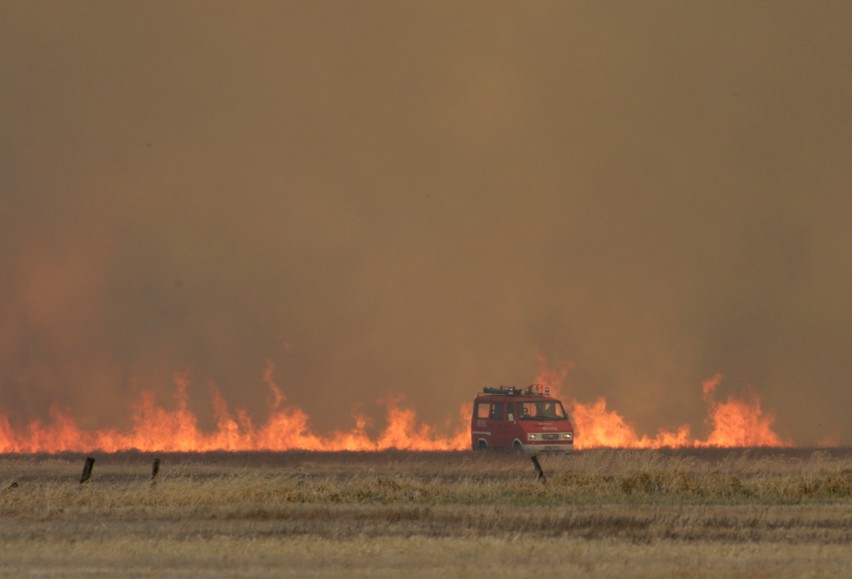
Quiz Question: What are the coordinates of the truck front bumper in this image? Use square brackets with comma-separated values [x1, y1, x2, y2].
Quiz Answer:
[521, 443, 573, 453]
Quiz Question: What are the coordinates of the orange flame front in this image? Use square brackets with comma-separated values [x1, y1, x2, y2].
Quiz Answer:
[536, 365, 790, 449]
[0, 361, 792, 453]
[0, 366, 470, 453]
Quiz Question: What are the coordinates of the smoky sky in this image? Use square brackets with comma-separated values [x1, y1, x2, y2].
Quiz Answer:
[1, 2, 850, 444]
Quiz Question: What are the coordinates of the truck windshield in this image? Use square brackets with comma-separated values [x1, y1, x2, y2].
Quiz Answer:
[516, 400, 567, 420]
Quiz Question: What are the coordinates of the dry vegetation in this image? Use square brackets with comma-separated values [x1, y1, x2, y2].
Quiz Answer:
[1, 449, 851, 576]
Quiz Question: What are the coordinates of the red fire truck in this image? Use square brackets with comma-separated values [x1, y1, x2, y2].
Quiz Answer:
[471, 385, 574, 453]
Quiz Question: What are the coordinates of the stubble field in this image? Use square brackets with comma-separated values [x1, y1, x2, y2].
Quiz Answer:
[1, 448, 850, 577]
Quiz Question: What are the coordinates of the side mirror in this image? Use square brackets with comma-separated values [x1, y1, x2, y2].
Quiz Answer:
[508, 413, 515, 422]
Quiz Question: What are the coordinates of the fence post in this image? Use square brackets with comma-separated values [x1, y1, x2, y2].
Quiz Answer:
[151, 458, 161, 485]
[80, 457, 95, 484]
[530, 455, 547, 484]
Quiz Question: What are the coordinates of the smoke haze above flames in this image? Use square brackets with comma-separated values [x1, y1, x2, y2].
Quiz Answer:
[1, 2, 850, 445]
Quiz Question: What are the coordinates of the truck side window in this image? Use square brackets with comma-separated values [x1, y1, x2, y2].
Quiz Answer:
[476, 403, 490, 419]
[489, 403, 503, 420]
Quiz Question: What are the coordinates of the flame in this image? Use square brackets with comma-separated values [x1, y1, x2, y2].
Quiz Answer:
[533, 354, 572, 398]
[698, 373, 788, 447]
[570, 397, 693, 449]
[0, 367, 468, 453]
[535, 361, 791, 449]
[0, 360, 795, 453]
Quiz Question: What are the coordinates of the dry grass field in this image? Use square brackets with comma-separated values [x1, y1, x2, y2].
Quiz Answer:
[1, 448, 850, 577]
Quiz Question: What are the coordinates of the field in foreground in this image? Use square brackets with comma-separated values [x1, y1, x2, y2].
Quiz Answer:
[1, 448, 850, 577]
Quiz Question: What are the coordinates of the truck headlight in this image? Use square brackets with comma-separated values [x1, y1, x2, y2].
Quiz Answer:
[563, 432, 573, 441]
[527, 433, 538, 441]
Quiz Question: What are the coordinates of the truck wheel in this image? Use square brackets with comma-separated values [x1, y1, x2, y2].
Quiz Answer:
[512, 440, 523, 453]
[476, 440, 488, 451]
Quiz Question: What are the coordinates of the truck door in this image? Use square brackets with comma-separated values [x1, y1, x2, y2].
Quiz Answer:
[489, 402, 513, 447]
[510, 402, 524, 446]
[472, 402, 493, 448]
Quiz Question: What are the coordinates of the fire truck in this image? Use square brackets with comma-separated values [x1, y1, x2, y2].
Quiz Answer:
[471, 385, 574, 453]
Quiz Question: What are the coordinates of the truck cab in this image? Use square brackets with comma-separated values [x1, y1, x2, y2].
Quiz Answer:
[471, 385, 574, 453]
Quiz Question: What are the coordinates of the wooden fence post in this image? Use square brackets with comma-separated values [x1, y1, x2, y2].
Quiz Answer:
[80, 457, 95, 484]
[530, 455, 547, 484]
[151, 458, 161, 485]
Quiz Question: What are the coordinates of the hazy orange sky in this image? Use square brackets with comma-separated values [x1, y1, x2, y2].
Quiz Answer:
[1, 2, 850, 445]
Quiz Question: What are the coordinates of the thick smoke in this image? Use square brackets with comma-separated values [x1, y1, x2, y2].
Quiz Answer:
[1, 2, 850, 444]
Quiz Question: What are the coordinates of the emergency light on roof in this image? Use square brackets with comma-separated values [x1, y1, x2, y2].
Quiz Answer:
[481, 385, 551, 397]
